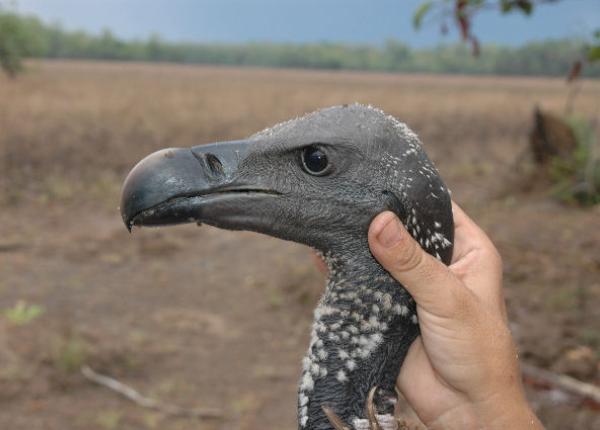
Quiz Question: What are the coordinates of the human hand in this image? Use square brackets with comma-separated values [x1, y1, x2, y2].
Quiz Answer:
[367, 203, 543, 429]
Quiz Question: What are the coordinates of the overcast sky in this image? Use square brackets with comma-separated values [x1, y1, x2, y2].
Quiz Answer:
[10, 0, 600, 47]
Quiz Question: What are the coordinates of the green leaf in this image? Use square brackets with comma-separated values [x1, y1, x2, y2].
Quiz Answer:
[413, 1, 433, 30]
[501, 1, 533, 15]
[517, 1, 533, 15]
[3, 301, 44, 325]
[500, 0, 513, 13]
[587, 45, 600, 62]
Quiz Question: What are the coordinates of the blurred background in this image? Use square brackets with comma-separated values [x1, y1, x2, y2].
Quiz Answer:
[0, 1, 599, 429]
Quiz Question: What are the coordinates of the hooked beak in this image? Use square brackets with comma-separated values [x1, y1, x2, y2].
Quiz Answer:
[120, 140, 280, 231]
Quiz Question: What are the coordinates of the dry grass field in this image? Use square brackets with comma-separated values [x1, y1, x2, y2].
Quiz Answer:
[1, 60, 599, 429]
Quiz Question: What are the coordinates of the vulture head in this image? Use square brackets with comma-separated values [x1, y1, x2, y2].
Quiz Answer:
[121, 104, 453, 430]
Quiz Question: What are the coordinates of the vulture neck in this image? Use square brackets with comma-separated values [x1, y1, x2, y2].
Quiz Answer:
[299, 246, 418, 430]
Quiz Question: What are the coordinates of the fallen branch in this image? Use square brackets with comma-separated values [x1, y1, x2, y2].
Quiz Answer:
[81, 365, 222, 419]
[521, 363, 600, 407]
[0, 242, 27, 253]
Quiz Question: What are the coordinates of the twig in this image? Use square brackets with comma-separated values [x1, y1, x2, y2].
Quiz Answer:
[81, 365, 222, 419]
[0, 242, 27, 253]
[521, 363, 600, 407]
[322, 405, 351, 430]
[366, 386, 383, 430]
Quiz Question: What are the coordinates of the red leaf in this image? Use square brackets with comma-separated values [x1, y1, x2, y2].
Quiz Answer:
[455, 0, 470, 41]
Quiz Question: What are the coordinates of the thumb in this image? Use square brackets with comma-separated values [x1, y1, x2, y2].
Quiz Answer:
[368, 211, 470, 318]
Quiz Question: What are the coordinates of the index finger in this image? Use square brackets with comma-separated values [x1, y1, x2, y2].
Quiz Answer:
[449, 202, 504, 310]
[450, 201, 492, 264]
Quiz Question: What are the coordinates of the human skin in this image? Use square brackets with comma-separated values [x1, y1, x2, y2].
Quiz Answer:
[366, 202, 544, 429]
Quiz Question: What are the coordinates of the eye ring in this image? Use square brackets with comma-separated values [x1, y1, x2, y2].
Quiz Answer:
[301, 145, 330, 176]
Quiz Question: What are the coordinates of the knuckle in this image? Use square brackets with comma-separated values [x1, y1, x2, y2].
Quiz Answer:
[484, 248, 504, 280]
[449, 259, 469, 279]
[481, 240, 503, 269]
[392, 239, 424, 273]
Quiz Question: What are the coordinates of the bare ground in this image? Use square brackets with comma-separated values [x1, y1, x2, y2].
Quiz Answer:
[0, 61, 599, 429]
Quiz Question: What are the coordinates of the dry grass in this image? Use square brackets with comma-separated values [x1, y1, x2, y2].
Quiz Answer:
[2, 60, 599, 207]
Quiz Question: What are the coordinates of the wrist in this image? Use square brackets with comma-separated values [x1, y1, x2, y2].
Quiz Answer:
[473, 389, 543, 430]
[426, 389, 543, 430]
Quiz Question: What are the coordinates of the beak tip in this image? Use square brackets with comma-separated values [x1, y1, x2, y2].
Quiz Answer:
[119, 205, 132, 232]
[123, 216, 133, 232]
[121, 205, 135, 232]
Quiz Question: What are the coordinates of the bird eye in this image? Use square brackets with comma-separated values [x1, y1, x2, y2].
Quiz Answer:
[301, 146, 329, 175]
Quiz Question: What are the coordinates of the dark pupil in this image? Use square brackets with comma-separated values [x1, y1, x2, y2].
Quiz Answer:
[303, 147, 328, 173]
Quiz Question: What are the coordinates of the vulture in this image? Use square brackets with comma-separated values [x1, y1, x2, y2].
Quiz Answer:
[120, 104, 454, 430]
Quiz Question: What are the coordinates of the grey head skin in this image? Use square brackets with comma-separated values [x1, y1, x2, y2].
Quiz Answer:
[120, 104, 454, 430]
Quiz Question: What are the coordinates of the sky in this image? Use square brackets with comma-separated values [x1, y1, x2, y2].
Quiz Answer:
[9, 0, 600, 47]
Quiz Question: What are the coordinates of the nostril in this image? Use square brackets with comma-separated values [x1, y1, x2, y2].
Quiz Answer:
[205, 153, 224, 176]
[191, 150, 225, 177]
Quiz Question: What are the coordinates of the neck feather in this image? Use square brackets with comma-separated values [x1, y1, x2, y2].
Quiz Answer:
[298, 248, 419, 430]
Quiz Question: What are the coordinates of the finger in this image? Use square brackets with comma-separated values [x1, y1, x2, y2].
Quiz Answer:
[396, 338, 460, 421]
[368, 211, 473, 318]
[450, 202, 497, 265]
[396, 337, 428, 393]
[310, 251, 328, 275]
[449, 203, 504, 309]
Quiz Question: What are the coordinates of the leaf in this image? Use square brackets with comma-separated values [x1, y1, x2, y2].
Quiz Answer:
[517, 0, 533, 15]
[501, 1, 533, 15]
[3, 300, 44, 325]
[458, 15, 470, 40]
[500, 0, 513, 13]
[587, 45, 600, 62]
[413, 1, 433, 29]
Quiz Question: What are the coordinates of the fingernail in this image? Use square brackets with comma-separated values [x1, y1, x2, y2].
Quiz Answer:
[377, 214, 403, 248]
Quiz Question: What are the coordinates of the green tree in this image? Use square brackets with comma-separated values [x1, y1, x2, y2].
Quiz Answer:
[0, 5, 598, 77]
[0, 7, 40, 77]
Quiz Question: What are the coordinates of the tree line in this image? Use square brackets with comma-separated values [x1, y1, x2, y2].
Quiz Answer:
[1, 10, 599, 78]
